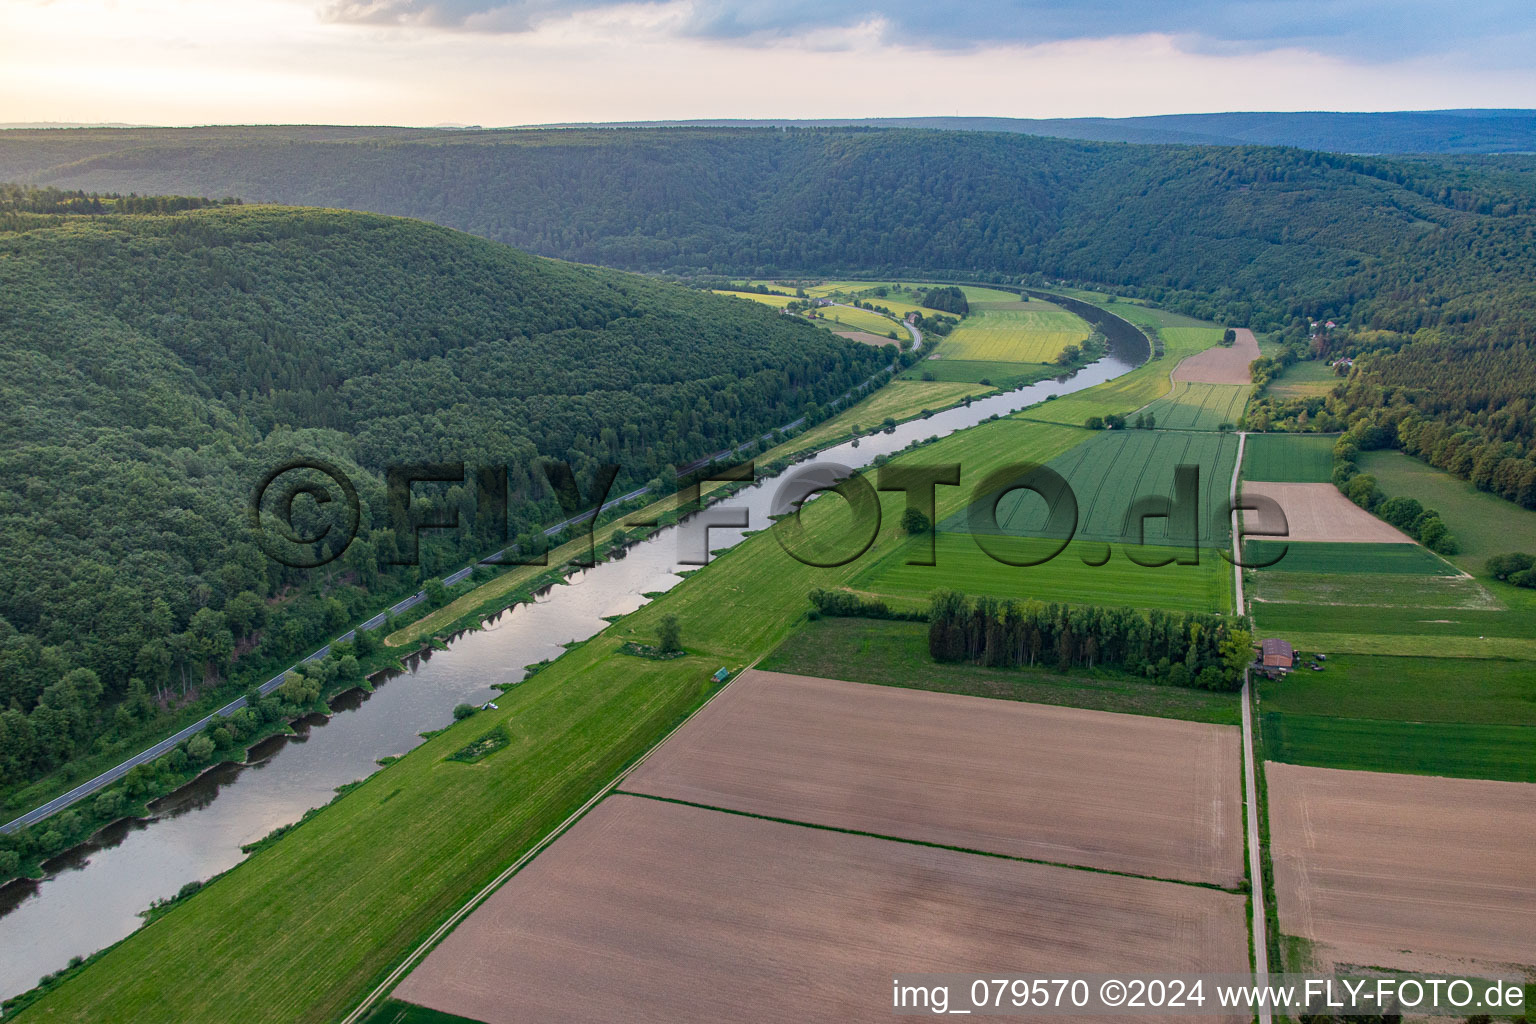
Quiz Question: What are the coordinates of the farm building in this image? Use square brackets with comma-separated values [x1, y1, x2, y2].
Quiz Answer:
[1260, 639, 1294, 670]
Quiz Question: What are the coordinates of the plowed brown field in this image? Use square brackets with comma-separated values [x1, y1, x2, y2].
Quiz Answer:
[394, 796, 1250, 1024]
[1241, 481, 1414, 543]
[1268, 762, 1536, 974]
[1171, 328, 1260, 385]
[623, 670, 1244, 886]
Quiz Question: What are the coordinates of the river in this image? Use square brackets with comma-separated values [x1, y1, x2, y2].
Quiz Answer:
[0, 310, 1146, 1002]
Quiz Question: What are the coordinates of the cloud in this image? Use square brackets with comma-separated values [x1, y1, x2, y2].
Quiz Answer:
[318, 0, 1536, 65]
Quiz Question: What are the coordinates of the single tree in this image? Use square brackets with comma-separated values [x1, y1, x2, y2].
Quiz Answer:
[900, 507, 932, 535]
[657, 614, 683, 654]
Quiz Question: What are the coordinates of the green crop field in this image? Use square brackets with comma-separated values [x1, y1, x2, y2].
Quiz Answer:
[1139, 382, 1249, 431]
[1262, 712, 1536, 782]
[961, 428, 1239, 548]
[928, 300, 1090, 365]
[1241, 433, 1336, 482]
[817, 304, 899, 334]
[1358, 449, 1536, 569]
[1244, 540, 1459, 576]
[851, 532, 1233, 613]
[710, 288, 794, 308]
[762, 617, 1240, 724]
[1052, 288, 1220, 330]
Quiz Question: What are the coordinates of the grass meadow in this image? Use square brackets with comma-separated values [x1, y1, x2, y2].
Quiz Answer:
[1265, 359, 1342, 399]
[762, 617, 1240, 724]
[1358, 449, 1536, 570]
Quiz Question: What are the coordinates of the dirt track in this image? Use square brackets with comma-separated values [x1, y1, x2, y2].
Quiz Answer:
[623, 670, 1244, 887]
[1241, 481, 1414, 543]
[394, 795, 1250, 1024]
[1172, 328, 1260, 385]
[1268, 762, 1536, 974]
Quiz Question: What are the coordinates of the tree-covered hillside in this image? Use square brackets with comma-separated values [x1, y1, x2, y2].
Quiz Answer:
[0, 200, 883, 792]
[4, 126, 1533, 331]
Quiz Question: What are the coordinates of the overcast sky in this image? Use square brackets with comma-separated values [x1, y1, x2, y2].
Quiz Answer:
[3, 0, 1535, 125]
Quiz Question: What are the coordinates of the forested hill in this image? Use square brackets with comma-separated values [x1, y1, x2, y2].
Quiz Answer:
[0, 200, 883, 792]
[3, 126, 1534, 335]
[534, 110, 1536, 154]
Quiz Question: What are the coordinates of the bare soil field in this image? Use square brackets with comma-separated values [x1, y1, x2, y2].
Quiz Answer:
[834, 329, 897, 346]
[1241, 481, 1414, 543]
[1268, 762, 1536, 974]
[394, 795, 1250, 1024]
[622, 670, 1244, 886]
[1171, 328, 1260, 385]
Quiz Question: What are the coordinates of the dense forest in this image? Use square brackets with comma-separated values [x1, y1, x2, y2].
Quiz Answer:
[0, 199, 884, 793]
[4, 126, 1534, 333]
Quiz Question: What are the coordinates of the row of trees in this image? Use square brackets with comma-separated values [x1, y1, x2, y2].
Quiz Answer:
[926, 591, 1253, 690]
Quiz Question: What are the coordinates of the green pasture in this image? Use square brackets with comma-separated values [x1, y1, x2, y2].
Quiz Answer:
[762, 617, 1239, 724]
[1241, 433, 1336, 483]
[1266, 359, 1342, 399]
[1358, 449, 1536, 570]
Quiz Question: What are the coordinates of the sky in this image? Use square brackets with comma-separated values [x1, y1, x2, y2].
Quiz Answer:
[3, 0, 1535, 126]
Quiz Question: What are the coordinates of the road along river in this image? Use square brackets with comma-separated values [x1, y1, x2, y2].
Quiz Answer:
[0, 314, 1146, 1002]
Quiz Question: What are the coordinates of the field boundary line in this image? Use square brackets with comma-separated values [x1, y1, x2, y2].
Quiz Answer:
[615, 790, 1246, 893]
[338, 656, 765, 1024]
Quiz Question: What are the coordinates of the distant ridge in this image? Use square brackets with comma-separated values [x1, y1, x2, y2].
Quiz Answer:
[0, 121, 150, 130]
[514, 110, 1536, 154]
